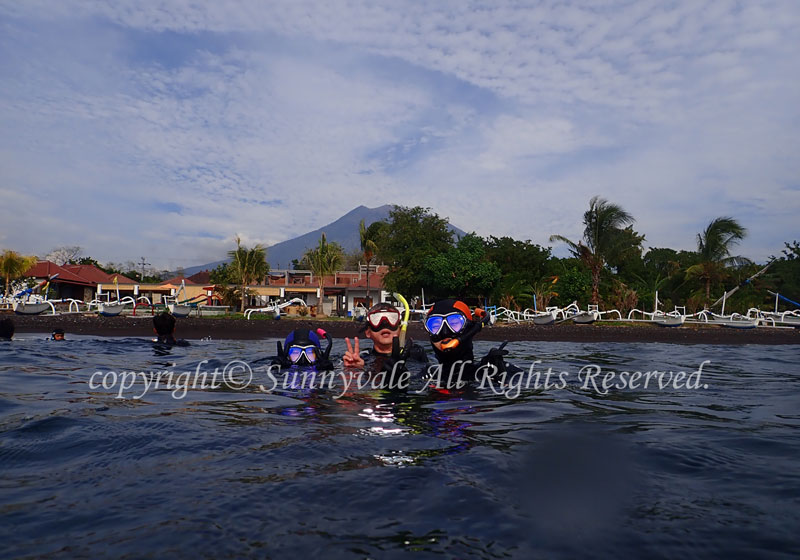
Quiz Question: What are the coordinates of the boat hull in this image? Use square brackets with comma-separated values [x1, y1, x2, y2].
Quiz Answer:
[572, 312, 598, 324]
[12, 301, 50, 315]
[169, 304, 193, 318]
[718, 320, 759, 329]
[533, 312, 556, 326]
[655, 316, 685, 327]
[98, 303, 126, 317]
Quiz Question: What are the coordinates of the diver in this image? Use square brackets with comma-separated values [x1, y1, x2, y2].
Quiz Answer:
[0, 317, 14, 341]
[424, 298, 520, 385]
[51, 328, 65, 341]
[152, 312, 189, 346]
[343, 302, 428, 376]
[273, 328, 335, 371]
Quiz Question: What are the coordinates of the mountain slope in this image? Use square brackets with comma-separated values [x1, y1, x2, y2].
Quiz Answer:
[183, 204, 466, 274]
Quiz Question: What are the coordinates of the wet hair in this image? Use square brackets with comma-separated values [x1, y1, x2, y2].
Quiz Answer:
[51, 328, 65, 340]
[153, 312, 176, 337]
[0, 318, 14, 340]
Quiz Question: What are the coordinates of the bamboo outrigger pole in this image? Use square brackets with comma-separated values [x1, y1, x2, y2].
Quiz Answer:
[710, 261, 772, 309]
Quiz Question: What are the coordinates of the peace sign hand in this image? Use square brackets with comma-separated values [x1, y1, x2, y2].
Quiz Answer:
[343, 337, 365, 368]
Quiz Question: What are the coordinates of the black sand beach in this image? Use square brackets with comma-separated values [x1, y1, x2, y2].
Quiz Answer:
[8, 313, 800, 344]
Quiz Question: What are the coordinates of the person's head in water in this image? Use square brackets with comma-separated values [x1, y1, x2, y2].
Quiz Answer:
[51, 328, 65, 341]
[0, 318, 14, 340]
[425, 299, 485, 364]
[363, 302, 403, 354]
[153, 312, 176, 342]
[282, 329, 322, 366]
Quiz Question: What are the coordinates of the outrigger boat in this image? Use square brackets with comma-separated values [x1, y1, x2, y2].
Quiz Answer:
[166, 280, 201, 317]
[12, 300, 52, 315]
[12, 276, 58, 315]
[532, 308, 558, 325]
[571, 304, 600, 324]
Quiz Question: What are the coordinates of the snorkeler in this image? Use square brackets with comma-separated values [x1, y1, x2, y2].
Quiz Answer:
[0, 317, 14, 340]
[343, 302, 427, 374]
[273, 328, 334, 371]
[152, 312, 189, 346]
[424, 298, 519, 383]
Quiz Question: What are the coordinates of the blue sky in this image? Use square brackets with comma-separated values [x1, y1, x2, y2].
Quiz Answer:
[1, 0, 798, 269]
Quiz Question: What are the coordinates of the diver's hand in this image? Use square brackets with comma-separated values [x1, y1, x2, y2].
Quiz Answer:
[481, 341, 510, 371]
[343, 337, 365, 368]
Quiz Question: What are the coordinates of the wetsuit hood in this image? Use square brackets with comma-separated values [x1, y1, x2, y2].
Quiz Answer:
[427, 299, 484, 364]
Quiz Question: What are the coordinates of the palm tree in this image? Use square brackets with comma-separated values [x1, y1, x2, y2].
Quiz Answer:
[549, 196, 636, 305]
[685, 217, 748, 304]
[228, 237, 268, 313]
[1, 250, 38, 296]
[359, 219, 379, 306]
[303, 233, 344, 316]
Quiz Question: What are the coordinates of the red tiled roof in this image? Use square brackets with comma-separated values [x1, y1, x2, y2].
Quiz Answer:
[24, 261, 94, 286]
[63, 264, 137, 284]
[187, 271, 211, 284]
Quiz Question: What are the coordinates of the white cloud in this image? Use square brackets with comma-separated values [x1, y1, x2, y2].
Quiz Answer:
[1, 0, 798, 267]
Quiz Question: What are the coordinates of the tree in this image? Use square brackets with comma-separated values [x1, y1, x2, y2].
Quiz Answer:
[685, 217, 748, 304]
[550, 196, 637, 305]
[45, 246, 83, 265]
[422, 234, 501, 301]
[77, 256, 102, 267]
[302, 233, 344, 316]
[484, 236, 553, 306]
[209, 262, 235, 285]
[228, 237, 269, 313]
[1, 250, 38, 296]
[376, 206, 454, 296]
[359, 218, 382, 306]
[766, 240, 800, 312]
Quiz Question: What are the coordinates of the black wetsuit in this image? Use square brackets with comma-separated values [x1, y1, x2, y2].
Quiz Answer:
[360, 342, 429, 377]
[155, 336, 190, 347]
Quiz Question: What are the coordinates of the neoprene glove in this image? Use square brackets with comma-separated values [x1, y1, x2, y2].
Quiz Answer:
[480, 341, 510, 373]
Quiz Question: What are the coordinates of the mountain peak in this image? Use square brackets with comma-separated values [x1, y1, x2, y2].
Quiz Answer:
[182, 204, 464, 274]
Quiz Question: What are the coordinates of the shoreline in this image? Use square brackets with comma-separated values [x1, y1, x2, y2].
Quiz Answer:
[7, 313, 800, 345]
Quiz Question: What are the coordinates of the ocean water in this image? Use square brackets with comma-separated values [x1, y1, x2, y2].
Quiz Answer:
[1, 335, 798, 559]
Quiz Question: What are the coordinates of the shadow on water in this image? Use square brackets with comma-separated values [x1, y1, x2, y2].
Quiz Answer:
[0, 337, 798, 558]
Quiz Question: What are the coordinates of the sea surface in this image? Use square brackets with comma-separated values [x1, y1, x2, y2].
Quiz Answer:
[1, 335, 798, 559]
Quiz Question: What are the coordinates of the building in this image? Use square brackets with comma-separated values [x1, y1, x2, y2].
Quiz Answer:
[243, 264, 390, 315]
[24, 261, 136, 301]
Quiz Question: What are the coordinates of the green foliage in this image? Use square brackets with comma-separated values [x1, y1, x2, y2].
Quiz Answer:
[685, 216, 749, 303]
[342, 249, 363, 270]
[377, 205, 454, 296]
[483, 235, 555, 307]
[360, 218, 385, 304]
[422, 234, 501, 301]
[551, 264, 591, 306]
[486, 236, 551, 276]
[303, 233, 344, 315]
[762, 240, 800, 312]
[1, 250, 38, 296]
[209, 262, 236, 285]
[76, 256, 102, 267]
[550, 196, 638, 304]
[228, 237, 269, 312]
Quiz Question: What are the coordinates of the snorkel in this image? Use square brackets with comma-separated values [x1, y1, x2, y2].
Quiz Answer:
[392, 292, 410, 347]
[315, 327, 333, 363]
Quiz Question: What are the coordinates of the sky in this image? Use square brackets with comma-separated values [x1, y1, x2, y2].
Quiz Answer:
[1, 0, 798, 270]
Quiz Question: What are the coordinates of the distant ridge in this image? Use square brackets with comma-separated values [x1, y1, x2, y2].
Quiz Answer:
[182, 204, 466, 275]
